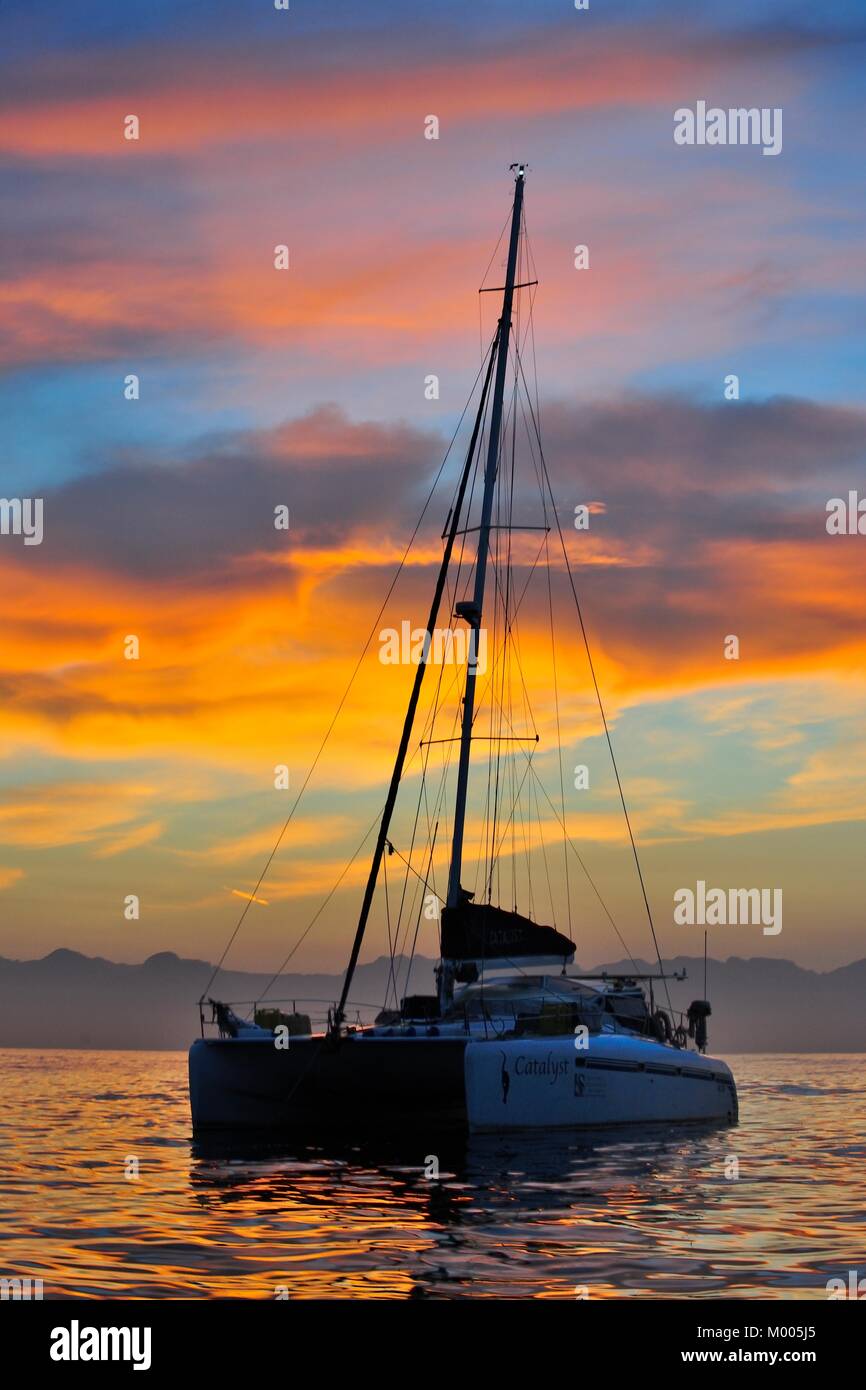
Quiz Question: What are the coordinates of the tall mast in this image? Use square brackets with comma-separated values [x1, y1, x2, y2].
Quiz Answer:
[446, 165, 526, 909]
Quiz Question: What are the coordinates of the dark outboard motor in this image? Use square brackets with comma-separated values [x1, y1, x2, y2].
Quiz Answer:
[687, 999, 712, 1052]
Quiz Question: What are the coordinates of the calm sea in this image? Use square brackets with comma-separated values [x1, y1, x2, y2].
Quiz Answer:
[1, 1050, 863, 1299]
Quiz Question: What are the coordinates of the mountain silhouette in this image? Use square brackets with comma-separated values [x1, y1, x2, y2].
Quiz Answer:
[0, 950, 863, 1051]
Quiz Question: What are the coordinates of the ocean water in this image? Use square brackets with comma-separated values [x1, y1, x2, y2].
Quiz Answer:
[0, 1050, 863, 1300]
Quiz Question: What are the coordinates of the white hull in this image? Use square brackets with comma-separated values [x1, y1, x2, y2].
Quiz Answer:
[465, 1033, 737, 1132]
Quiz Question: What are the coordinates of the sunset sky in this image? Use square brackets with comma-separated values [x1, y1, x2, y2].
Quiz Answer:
[1, 0, 865, 977]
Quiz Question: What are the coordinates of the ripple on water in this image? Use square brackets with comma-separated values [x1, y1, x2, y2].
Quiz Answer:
[0, 1049, 864, 1298]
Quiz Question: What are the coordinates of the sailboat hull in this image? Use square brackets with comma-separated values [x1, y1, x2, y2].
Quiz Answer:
[189, 1034, 468, 1133]
[190, 1030, 737, 1136]
[464, 1034, 738, 1132]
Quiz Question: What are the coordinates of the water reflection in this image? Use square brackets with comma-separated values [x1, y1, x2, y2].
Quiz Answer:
[186, 1119, 745, 1298]
[1, 1050, 863, 1299]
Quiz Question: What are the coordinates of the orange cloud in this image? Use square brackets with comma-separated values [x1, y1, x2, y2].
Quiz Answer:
[0, 779, 161, 850]
[91, 819, 164, 858]
[2, 514, 865, 787]
[0, 30, 783, 159]
[0, 24, 825, 374]
[1, 390, 864, 971]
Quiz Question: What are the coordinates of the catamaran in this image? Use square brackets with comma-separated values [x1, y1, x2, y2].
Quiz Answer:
[189, 166, 738, 1135]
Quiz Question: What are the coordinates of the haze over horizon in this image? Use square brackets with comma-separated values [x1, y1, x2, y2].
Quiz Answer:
[3, 947, 865, 1053]
[2, 0, 865, 977]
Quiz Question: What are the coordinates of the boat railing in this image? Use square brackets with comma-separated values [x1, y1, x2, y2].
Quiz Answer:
[198, 996, 381, 1038]
[467, 998, 700, 1051]
[199, 996, 704, 1050]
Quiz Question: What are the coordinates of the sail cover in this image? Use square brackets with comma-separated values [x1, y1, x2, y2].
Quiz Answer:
[441, 902, 575, 963]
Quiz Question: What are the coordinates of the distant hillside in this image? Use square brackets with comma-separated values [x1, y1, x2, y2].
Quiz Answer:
[0, 949, 864, 1050]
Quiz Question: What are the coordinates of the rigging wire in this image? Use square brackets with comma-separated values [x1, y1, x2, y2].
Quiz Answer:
[540, 469, 573, 939]
[382, 837, 396, 1009]
[200, 342, 496, 999]
[477, 206, 513, 361]
[236, 190, 657, 1011]
[401, 821, 440, 1002]
[483, 680, 641, 974]
[256, 811, 380, 1003]
[513, 345, 672, 1008]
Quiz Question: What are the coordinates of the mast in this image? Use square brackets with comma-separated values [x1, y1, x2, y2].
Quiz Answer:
[446, 164, 526, 909]
[332, 324, 502, 1028]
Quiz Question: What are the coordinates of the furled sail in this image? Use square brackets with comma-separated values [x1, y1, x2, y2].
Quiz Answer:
[441, 901, 575, 964]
